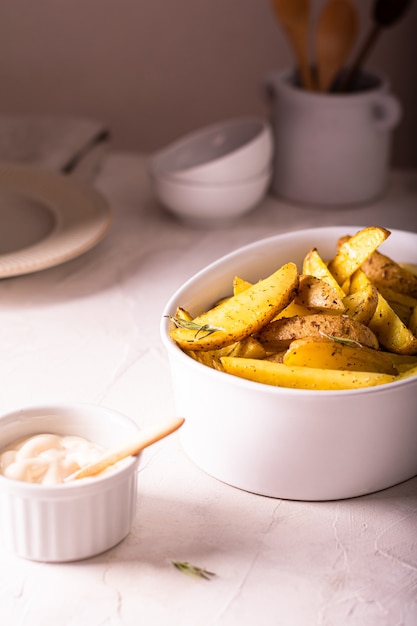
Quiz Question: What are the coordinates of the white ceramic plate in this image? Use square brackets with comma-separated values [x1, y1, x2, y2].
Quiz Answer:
[0, 162, 111, 278]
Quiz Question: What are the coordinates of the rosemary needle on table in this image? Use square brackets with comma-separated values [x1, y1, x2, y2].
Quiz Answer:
[172, 561, 216, 580]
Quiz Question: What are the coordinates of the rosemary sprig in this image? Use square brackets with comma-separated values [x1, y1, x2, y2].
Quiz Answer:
[319, 331, 364, 348]
[167, 316, 224, 340]
[172, 561, 216, 581]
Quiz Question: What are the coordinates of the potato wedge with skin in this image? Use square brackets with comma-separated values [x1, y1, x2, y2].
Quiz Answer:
[169, 262, 299, 351]
[295, 274, 345, 312]
[368, 293, 417, 355]
[342, 287, 379, 325]
[257, 314, 379, 351]
[283, 337, 398, 375]
[396, 363, 417, 380]
[362, 251, 417, 298]
[342, 269, 379, 325]
[220, 357, 395, 390]
[174, 302, 267, 366]
[302, 247, 346, 298]
[328, 226, 390, 285]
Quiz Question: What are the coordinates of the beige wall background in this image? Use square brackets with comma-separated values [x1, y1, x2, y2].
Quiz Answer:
[1, 0, 416, 166]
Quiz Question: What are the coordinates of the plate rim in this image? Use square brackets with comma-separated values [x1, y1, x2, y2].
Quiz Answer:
[0, 162, 111, 278]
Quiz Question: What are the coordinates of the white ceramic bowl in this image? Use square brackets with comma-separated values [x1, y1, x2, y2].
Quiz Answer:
[149, 117, 274, 184]
[0, 403, 141, 562]
[151, 166, 272, 227]
[161, 226, 417, 501]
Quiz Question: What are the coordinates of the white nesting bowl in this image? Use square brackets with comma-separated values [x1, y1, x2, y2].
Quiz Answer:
[149, 117, 274, 184]
[161, 226, 417, 501]
[151, 166, 272, 228]
[0, 403, 141, 562]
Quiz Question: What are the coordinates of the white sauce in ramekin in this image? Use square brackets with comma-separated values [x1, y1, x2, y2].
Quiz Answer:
[0, 433, 107, 485]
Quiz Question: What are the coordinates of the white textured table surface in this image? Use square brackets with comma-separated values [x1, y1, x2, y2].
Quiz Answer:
[1, 153, 416, 626]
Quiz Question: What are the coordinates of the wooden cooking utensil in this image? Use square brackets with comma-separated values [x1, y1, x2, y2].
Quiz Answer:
[271, 0, 314, 90]
[340, 0, 413, 91]
[66, 416, 185, 481]
[315, 0, 359, 92]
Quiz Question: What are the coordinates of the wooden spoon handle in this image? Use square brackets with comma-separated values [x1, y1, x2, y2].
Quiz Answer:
[315, 0, 359, 92]
[294, 40, 315, 90]
[67, 416, 185, 481]
[339, 23, 381, 91]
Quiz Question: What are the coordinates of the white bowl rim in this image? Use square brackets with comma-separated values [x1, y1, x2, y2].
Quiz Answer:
[150, 116, 272, 174]
[161, 225, 417, 398]
[0, 402, 140, 493]
[151, 164, 273, 189]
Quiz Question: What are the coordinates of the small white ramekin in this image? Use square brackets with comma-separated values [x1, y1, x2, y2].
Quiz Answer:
[0, 403, 141, 562]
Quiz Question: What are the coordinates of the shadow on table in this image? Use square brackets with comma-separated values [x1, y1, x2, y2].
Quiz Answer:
[73, 472, 417, 571]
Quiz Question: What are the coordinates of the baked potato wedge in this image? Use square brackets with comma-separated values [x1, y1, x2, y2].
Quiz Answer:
[385, 351, 417, 373]
[302, 247, 346, 298]
[295, 274, 345, 312]
[409, 306, 417, 336]
[362, 251, 417, 298]
[175, 303, 267, 366]
[264, 351, 286, 363]
[233, 336, 266, 359]
[283, 337, 398, 375]
[233, 276, 252, 295]
[174, 306, 193, 322]
[375, 286, 417, 309]
[256, 313, 379, 351]
[399, 263, 417, 277]
[377, 301, 410, 326]
[368, 293, 417, 355]
[169, 226, 417, 390]
[220, 357, 395, 390]
[186, 336, 266, 371]
[169, 262, 299, 351]
[342, 269, 379, 325]
[328, 226, 390, 285]
[273, 301, 316, 320]
[373, 286, 417, 324]
[396, 363, 417, 380]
